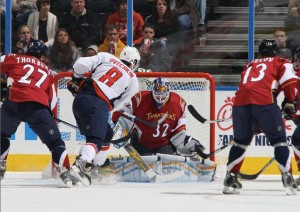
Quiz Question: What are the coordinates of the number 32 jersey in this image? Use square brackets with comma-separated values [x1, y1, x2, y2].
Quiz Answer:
[73, 52, 139, 112]
[0, 54, 57, 110]
[234, 56, 298, 106]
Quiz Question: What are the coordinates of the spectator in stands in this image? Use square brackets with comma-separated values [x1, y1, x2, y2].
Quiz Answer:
[15, 24, 35, 53]
[106, 0, 144, 45]
[195, 0, 207, 34]
[98, 24, 125, 58]
[12, 0, 37, 29]
[27, 0, 58, 48]
[84, 45, 98, 57]
[170, 0, 200, 38]
[274, 27, 293, 60]
[48, 28, 80, 73]
[285, 0, 300, 29]
[60, 0, 102, 52]
[145, 0, 183, 69]
[285, 0, 300, 50]
[134, 23, 172, 72]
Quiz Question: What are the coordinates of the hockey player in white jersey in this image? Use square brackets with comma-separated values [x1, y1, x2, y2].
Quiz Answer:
[67, 46, 141, 185]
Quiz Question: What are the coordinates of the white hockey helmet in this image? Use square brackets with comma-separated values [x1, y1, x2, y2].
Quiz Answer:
[120, 46, 141, 70]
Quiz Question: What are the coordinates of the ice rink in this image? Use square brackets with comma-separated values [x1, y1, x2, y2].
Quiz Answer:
[1, 172, 299, 212]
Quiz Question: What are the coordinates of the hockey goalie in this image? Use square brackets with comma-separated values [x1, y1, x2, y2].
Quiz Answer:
[102, 77, 216, 182]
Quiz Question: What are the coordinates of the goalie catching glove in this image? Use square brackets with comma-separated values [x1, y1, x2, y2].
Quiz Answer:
[170, 130, 205, 155]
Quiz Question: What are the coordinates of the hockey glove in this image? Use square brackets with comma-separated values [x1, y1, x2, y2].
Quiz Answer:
[177, 136, 205, 155]
[67, 76, 83, 97]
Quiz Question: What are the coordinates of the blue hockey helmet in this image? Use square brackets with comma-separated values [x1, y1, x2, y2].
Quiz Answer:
[259, 39, 278, 58]
[26, 39, 48, 59]
[152, 77, 170, 109]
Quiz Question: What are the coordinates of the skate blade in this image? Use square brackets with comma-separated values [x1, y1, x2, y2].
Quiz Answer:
[223, 186, 240, 194]
[71, 165, 91, 187]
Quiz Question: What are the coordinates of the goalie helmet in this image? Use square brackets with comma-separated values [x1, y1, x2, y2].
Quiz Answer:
[258, 39, 278, 58]
[26, 39, 48, 59]
[152, 77, 170, 109]
[119, 46, 141, 70]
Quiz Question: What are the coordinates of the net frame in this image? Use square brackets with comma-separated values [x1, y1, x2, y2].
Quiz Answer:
[52, 72, 216, 160]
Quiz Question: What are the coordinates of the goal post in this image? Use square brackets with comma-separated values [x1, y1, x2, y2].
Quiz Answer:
[52, 72, 216, 161]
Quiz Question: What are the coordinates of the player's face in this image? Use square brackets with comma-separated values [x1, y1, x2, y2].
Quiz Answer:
[157, 0, 167, 15]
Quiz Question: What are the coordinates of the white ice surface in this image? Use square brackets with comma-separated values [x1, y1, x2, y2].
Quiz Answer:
[1, 172, 299, 212]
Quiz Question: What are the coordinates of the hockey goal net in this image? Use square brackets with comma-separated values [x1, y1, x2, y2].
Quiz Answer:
[51, 72, 216, 162]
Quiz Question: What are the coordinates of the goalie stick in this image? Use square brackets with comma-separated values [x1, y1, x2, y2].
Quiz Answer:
[239, 157, 275, 180]
[188, 105, 231, 124]
[195, 141, 233, 159]
[54, 117, 133, 144]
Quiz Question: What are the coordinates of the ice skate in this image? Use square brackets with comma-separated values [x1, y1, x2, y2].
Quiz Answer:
[295, 176, 300, 189]
[281, 172, 297, 195]
[223, 172, 242, 194]
[59, 169, 82, 188]
[90, 160, 117, 184]
[71, 157, 92, 187]
[0, 160, 7, 180]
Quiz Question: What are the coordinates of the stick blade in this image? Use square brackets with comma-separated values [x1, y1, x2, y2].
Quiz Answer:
[187, 105, 207, 123]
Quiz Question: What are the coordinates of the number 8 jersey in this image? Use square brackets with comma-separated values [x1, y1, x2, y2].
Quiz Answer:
[72, 52, 139, 112]
[0, 54, 57, 110]
[234, 56, 298, 106]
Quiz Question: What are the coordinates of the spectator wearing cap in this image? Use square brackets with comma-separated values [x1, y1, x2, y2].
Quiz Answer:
[84, 45, 98, 57]
[27, 0, 58, 47]
[274, 27, 293, 61]
[106, 0, 144, 45]
[98, 24, 125, 58]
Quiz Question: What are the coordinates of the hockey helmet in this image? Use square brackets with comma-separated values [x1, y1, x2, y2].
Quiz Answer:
[119, 46, 141, 69]
[152, 77, 170, 109]
[26, 39, 48, 59]
[258, 39, 278, 58]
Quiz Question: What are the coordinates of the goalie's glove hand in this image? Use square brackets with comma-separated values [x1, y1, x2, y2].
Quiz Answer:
[177, 136, 205, 154]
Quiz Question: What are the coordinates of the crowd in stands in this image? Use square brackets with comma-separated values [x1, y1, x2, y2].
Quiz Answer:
[2, 0, 300, 73]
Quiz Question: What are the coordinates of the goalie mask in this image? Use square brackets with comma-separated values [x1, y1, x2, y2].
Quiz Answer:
[152, 77, 170, 109]
[258, 39, 278, 58]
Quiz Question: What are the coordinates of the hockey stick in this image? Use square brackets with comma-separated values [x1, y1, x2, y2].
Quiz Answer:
[239, 157, 275, 180]
[195, 141, 233, 159]
[119, 111, 168, 127]
[188, 105, 231, 124]
[54, 117, 134, 144]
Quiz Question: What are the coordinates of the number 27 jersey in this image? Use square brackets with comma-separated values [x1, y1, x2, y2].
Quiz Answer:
[234, 56, 298, 106]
